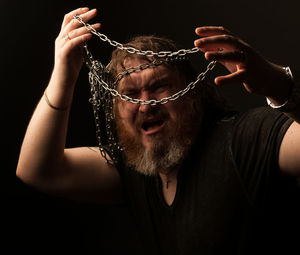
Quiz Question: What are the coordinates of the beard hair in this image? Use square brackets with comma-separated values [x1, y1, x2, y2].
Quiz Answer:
[131, 138, 188, 176]
[114, 96, 202, 176]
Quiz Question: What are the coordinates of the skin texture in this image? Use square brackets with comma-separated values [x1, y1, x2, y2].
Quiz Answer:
[194, 26, 300, 177]
[116, 58, 191, 149]
[114, 58, 202, 191]
[16, 8, 300, 205]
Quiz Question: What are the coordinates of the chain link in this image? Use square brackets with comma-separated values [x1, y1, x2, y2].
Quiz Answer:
[88, 58, 216, 106]
[74, 15, 201, 58]
[74, 14, 217, 164]
[76, 17, 217, 106]
[113, 56, 187, 86]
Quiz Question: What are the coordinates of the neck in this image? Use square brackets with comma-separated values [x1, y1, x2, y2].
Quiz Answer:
[158, 168, 179, 189]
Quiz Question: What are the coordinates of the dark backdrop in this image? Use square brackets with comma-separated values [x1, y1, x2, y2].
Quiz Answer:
[2, 0, 300, 253]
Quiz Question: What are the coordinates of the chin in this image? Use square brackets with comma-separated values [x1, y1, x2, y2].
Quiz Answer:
[142, 133, 166, 148]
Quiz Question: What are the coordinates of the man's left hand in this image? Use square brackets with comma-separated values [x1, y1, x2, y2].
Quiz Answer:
[194, 26, 290, 103]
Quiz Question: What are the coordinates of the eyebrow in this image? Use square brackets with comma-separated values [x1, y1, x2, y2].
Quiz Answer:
[119, 72, 174, 94]
[151, 77, 170, 87]
[119, 85, 138, 94]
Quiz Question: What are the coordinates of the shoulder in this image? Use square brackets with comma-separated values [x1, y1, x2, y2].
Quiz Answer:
[202, 107, 292, 144]
[228, 107, 294, 179]
[230, 106, 292, 148]
[232, 106, 292, 137]
[233, 106, 287, 123]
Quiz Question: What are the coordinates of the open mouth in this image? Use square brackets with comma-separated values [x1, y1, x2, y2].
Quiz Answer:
[141, 119, 165, 133]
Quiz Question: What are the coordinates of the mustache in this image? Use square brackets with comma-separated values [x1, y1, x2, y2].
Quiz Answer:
[135, 108, 169, 127]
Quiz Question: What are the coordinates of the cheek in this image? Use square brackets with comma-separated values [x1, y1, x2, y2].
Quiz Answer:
[164, 99, 193, 129]
[116, 102, 138, 126]
[166, 99, 184, 117]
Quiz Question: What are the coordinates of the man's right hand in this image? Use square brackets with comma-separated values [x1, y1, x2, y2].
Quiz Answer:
[52, 7, 100, 88]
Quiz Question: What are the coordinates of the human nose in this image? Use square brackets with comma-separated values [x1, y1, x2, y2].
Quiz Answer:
[138, 92, 155, 114]
[139, 103, 153, 114]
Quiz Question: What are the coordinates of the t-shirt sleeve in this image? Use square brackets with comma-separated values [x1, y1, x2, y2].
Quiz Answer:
[231, 106, 293, 205]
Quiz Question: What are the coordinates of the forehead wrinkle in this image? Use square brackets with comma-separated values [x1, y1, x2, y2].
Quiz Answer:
[117, 66, 147, 92]
[118, 75, 140, 93]
[117, 57, 147, 92]
[119, 65, 176, 92]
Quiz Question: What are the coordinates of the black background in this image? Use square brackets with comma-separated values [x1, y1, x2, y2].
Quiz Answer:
[2, 0, 300, 253]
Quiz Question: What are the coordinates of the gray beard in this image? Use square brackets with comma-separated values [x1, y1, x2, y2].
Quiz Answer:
[115, 94, 202, 177]
[128, 138, 188, 176]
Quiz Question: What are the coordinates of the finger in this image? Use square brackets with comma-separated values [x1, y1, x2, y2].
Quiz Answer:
[66, 23, 101, 42]
[62, 33, 93, 51]
[60, 8, 98, 37]
[73, 8, 98, 24]
[61, 7, 89, 29]
[205, 50, 246, 63]
[195, 26, 233, 37]
[214, 69, 246, 86]
[196, 46, 224, 54]
[57, 23, 100, 48]
[194, 35, 245, 51]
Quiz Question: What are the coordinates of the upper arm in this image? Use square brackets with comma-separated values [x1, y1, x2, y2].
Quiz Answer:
[279, 121, 300, 177]
[33, 147, 125, 204]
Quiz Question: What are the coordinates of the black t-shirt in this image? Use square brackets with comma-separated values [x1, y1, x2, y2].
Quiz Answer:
[118, 107, 299, 255]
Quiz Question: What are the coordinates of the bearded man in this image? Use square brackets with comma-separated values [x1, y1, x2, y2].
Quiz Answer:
[16, 7, 300, 254]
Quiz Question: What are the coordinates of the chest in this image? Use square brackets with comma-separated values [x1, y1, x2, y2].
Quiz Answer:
[161, 180, 177, 206]
[138, 156, 253, 255]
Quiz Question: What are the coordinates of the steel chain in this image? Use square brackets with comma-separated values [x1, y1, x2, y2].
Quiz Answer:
[74, 15, 218, 164]
[88, 58, 216, 105]
[75, 14, 217, 106]
[74, 15, 201, 58]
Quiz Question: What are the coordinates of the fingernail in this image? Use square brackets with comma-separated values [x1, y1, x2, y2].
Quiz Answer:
[195, 27, 202, 34]
[81, 7, 89, 11]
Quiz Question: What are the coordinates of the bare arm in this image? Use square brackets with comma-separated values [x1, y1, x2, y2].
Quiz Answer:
[16, 7, 124, 204]
[194, 26, 300, 177]
[279, 121, 300, 177]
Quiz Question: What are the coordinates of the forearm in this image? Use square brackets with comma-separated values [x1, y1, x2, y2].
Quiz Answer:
[16, 7, 99, 184]
[16, 72, 75, 183]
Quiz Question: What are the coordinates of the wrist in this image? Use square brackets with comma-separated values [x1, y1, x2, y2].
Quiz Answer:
[46, 77, 75, 110]
[266, 66, 300, 112]
[44, 89, 70, 111]
[51, 63, 80, 89]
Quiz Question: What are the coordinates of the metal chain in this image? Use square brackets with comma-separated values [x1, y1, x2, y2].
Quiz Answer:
[75, 15, 217, 164]
[86, 57, 122, 165]
[88, 58, 216, 106]
[82, 48, 216, 107]
[75, 15, 217, 105]
[114, 56, 186, 84]
[74, 15, 200, 58]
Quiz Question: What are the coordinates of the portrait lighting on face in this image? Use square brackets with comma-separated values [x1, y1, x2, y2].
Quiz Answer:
[73, 14, 216, 166]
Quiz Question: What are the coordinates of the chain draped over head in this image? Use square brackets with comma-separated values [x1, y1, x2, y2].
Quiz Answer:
[74, 14, 216, 165]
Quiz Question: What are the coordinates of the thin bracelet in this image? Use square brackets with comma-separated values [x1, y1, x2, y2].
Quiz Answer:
[266, 97, 288, 109]
[266, 66, 293, 110]
[44, 90, 69, 111]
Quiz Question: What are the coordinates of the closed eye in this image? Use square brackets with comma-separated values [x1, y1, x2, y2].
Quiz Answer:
[151, 83, 170, 93]
[124, 89, 140, 98]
